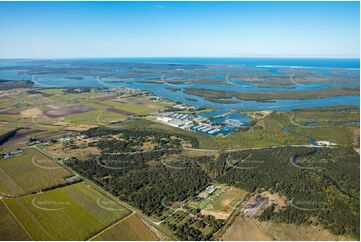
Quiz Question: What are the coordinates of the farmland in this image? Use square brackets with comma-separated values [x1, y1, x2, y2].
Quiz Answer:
[221, 217, 271, 241]
[257, 220, 352, 241]
[0, 87, 169, 136]
[0, 87, 174, 241]
[0, 148, 72, 196]
[64, 97, 161, 126]
[0, 200, 31, 240]
[64, 109, 127, 126]
[221, 214, 352, 241]
[92, 214, 158, 241]
[1, 87, 358, 151]
[3, 182, 131, 240]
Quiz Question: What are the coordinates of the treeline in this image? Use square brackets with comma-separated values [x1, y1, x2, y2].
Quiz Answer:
[66, 151, 212, 216]
[165, 210, 224, 240]
[63, 87, 92, 94]
[212, 147, 359, 239]
[0, 80, 33, 90]
[83, 127, 199, 148]
[293, 105, 359, 113]
[97, 135, 183, 153]
[97, 139, 136, 153]
[0, 128, 19, 145]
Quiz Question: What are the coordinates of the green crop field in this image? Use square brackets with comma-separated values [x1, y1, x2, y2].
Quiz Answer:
[0, 200, 31, 240]
[65, 109, 127, 125]
[64, 99, 162, 126]
[43, 91, 101, 102]
[100, 100, 158, 114]
[0, 114, 20, 123]
[80, 100, 111, 109]
[0, 126, 15, 137]
[0, 148, 72, 196]
[3, 182, 130, 240]
[92, 214, 158, 241]
[39, 89, 65, 96]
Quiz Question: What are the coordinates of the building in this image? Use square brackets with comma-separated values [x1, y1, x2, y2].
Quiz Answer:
[317, 140, 331, 146]
[2, 149, 23, 159]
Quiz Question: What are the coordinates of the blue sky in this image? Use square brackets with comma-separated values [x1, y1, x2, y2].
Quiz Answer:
[0, 1, 359, 58]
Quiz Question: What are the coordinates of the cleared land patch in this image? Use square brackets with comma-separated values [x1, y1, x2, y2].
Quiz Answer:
[19, 107, 43, 118]
[221, 217, 271, 241]
[3, 182, 130, 240]
[200, 186, 248, 220]
[100, 100, 156, 114]
[107, 107, 134, 116]
[0, 148, 71, 196]
[44, 105, 95, 118]
[257, 221, 352, 241]
[42, 140, 101, 158]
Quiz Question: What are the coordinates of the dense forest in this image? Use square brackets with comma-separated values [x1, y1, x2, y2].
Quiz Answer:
[165, 210, 224, 240]
[67, 155, 211, 216]
[213, 147, 360, 238]
[83, 127, 199, 148]
[66, 127, 360, 239]
[69, 127, 206, 216]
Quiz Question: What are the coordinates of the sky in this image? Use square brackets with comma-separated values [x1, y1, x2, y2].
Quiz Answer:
[0, 1, 359, 58]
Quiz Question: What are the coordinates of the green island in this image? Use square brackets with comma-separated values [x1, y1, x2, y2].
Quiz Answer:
[184, 86, 360, 102]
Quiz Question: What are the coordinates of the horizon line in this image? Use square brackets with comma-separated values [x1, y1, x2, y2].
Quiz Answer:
[0, 56, 360, 60]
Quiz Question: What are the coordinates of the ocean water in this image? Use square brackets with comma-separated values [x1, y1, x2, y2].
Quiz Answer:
[64, 57, 360, 69]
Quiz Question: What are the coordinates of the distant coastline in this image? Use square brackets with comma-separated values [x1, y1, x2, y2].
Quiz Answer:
[0, 57, 359, 69]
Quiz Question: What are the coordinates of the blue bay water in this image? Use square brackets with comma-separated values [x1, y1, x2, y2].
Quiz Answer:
[0, 58, 359, 112]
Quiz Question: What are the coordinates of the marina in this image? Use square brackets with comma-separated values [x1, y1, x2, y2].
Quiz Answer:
[155, 109, 251, 137]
